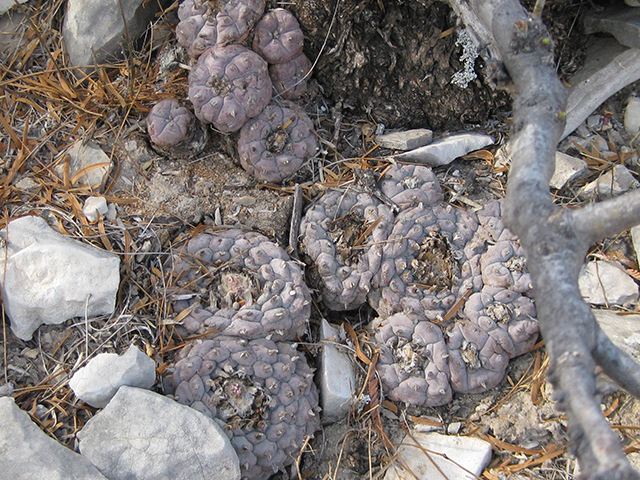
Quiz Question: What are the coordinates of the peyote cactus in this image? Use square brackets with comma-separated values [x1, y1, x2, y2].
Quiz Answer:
[237, 102, 317, 183]
[188, 44, 272, 133]
[299, 164, 540, 407]
[252, 9, 304, 65]
[167, 336, 320, 479]
[300, 188, 396, 311]
[170, 228, 311, 342]
[269, 53, 312, 100]
[146, 98, 207, 158]
[176, 0, 266, 58]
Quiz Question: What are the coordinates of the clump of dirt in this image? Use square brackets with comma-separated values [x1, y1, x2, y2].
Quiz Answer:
[411, 231, 459, 289]
[288, 0, 511, 131]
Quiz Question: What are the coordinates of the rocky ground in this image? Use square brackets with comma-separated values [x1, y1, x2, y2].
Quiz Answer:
[2, 0, 640, 479]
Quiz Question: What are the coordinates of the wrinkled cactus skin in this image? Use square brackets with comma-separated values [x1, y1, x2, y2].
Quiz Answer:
[176, 13, 217, 59]
[300, 164, 540, 407]
[189, 44, 272, 133]
[217, 0, 266, 46]
[167, 336, 320, 479]
[171, 228, 311, 342]
[238, 103, 317, 183]
[270, 53, 312, 100]
[253, 8, 304, 64]
[146, 98, 208, 158]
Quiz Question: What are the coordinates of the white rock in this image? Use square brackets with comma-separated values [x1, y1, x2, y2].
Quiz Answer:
[579, 164, 639, 199]
[83, 196, 109, 223]
[594, 309, 640, 361]
[320, 319, 356, 424]
[0, 216, 120, 340]
[625, 96, 640, 136]
[14, 176, 39, 192]
[55, 141, 111, 188]
[0, 396, 108, 480]
[78, 386, 241, 480]
[563, 37, 640, 139]
[384, 431, 492, 480]
[376, 129, 433, 151]
[631, 225, 640, 263]
[0, 0, 28, 15]
[393, 133, 494, 166]
[578, 260, 639, 306]
[550, 152, 588, 189]
[69, 345, 156, 408]
[63, 0, 162, 73]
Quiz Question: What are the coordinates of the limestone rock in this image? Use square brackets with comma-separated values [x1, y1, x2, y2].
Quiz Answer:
[384, 431, 492, 480]
[0, 0, 28, 15]
[69, 345, 156, 408]
[319, 319, 356, 424]
[582, 6, 640, 50]
[594, 309, 640, 361]
[376, 128, 433, 151]
[55, 141, 111, 188]
[83, 196, 108, 223]
[625, 96, 640, 136]
[578, 260, 639, 306]
[393, 133, 494, 166]
[78, 386, 241, 480]
[579, 164, 639, 199]
[632, 225, 640, 263]
[562, 37, 640, 139]
[0, 396, 107, 480]
[0, 216, 120, 340]
[550, 152, 588, 190]
[63, 0, 163, 73]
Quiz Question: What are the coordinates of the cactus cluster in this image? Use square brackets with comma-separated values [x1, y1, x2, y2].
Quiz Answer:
[165, 229, 319, 479]
[148, 1, 317, 184]
[299, 164, 539, 407]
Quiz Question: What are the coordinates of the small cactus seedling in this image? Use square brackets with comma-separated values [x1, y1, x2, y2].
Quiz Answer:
[146, 98, 207, 158]
[270, 53, 312, 100]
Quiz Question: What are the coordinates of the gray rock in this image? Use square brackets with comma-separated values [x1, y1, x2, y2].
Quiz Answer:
[579, 164, 639, 199]
[0, 216, 120, 340]
[563, 37, 640, 139]
[55, 141, 111, 188]
[625, 96, 640, 136]
[376, 128, 433, 151]
[0, 9, 27, 58]
[63, 0, 163, 74]
[78, 386, 241, 480]
[384, 431, 492, 480]
[393, 132, 494, 166]
[319, 319, 356, 425]
[578, 260, 639, 306]
[69, 345, 156, 408]
[631, 225, 640, 263]
[582, 6, 640, 50]
[0, 396, 108, 480]
[550, 152, 588, 189]
[594, 309, 640, 362]
[83, 196, 109, 223]
[0, 0, 28, 15]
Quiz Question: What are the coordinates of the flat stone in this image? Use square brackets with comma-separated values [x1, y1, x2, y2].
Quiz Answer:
[376, 129, 433, 151]
[550, 152, 588, 189]
[69, 345, 156, 408]
[319, 319, 356, 424]
[582, 6, 640, 50]
[594, 309, 640, 362]
[63, 0, 163, 74]
[0, 216, 120, 340]
[83, 196, 109, 223]
[78, 386, 241, 480]
[631, 225, 640, 262]
[0, 396, 108, 480]
[393, 132, 494, 166]
[579, 164, 639, 199]
[55, 141, 111, 188]
[579, 260, 639, 306]
[625, 96, 640, 136]
[384, 431, 492, 480]
[0, 0, 28, 15]
[563, 37, 640, 139]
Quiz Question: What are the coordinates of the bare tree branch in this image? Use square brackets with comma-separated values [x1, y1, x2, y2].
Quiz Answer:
[451, 0, 640, 478]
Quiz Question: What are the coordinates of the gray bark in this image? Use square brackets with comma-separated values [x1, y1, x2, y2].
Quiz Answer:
[450, 1, 640, 478]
